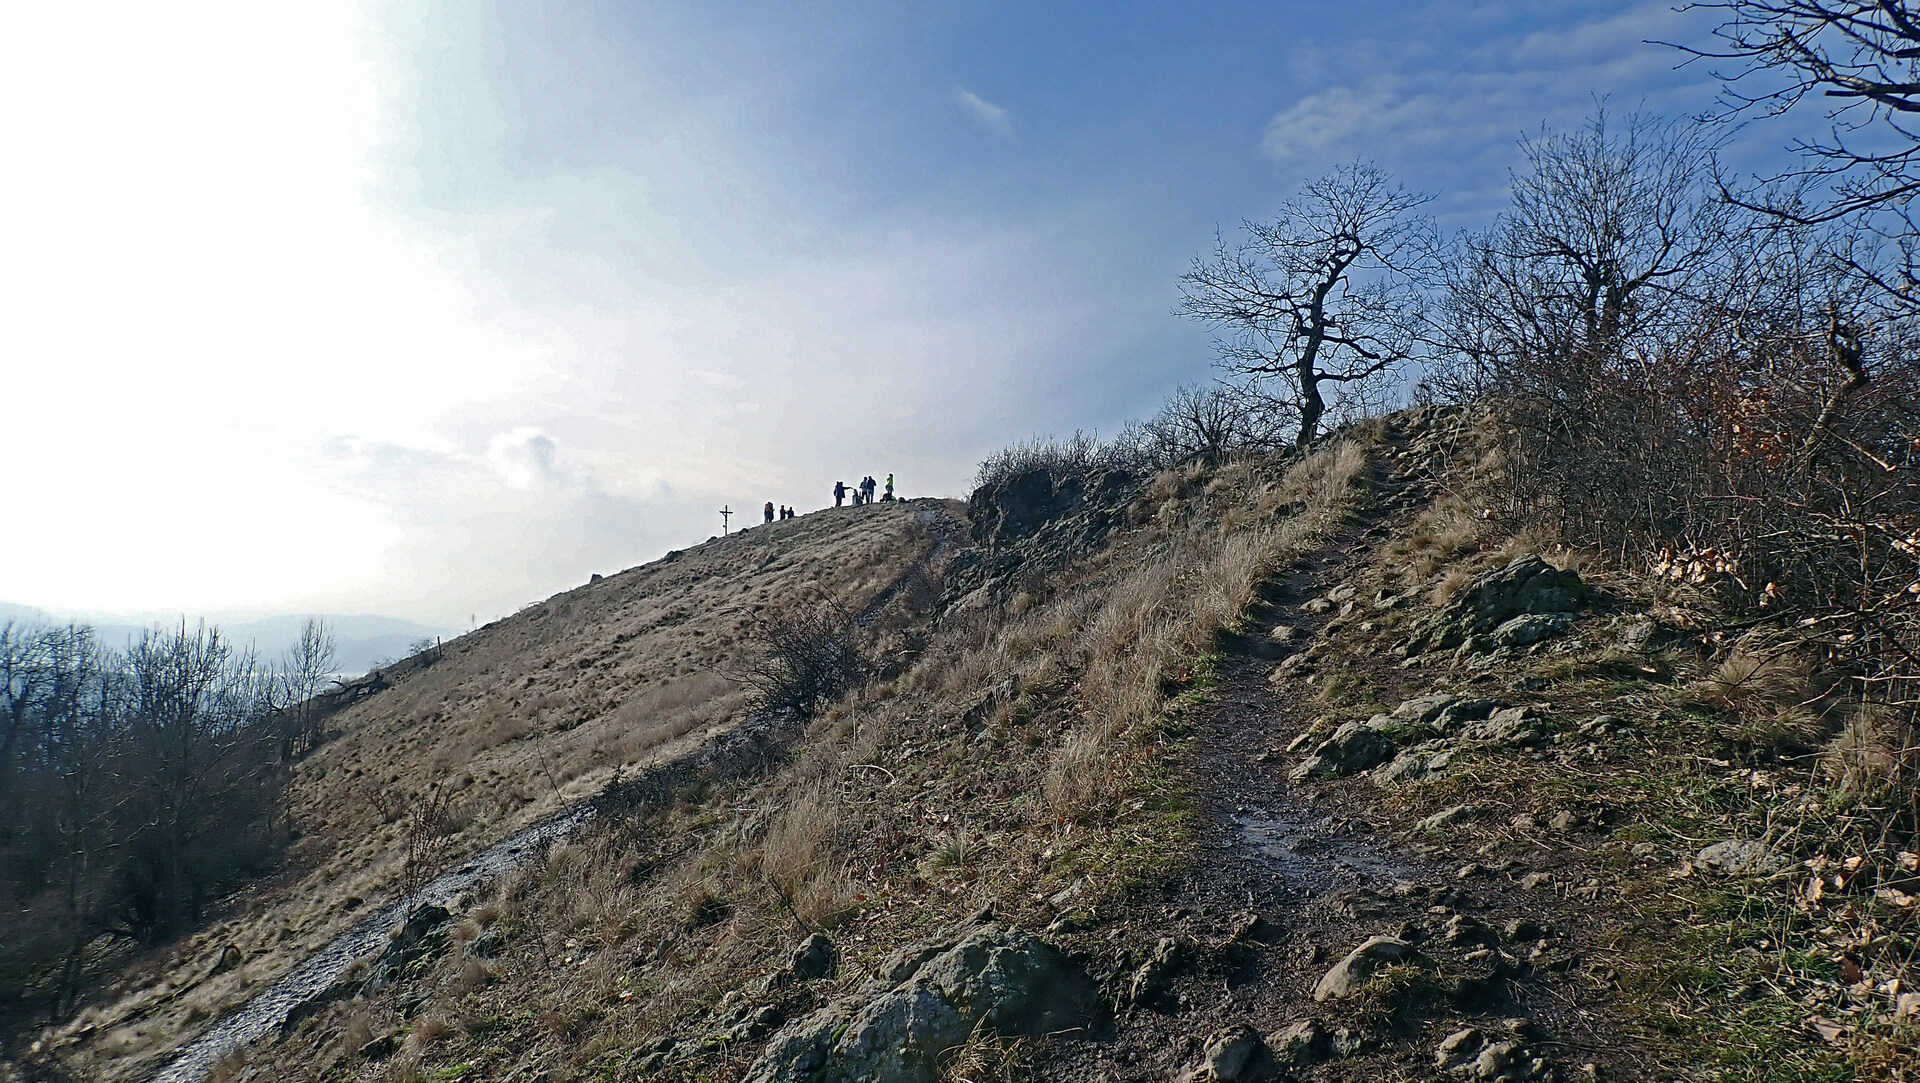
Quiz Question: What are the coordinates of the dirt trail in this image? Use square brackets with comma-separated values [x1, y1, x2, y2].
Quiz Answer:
[1046, 417, 1640, 1080]
[146, 506, 962, 1083]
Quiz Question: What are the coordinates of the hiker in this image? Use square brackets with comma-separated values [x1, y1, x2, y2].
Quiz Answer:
[861, 475, 876, 503]
[884, 472, 894, 499]
[834, 481, 846, 507]
[764, 501, 774, 524]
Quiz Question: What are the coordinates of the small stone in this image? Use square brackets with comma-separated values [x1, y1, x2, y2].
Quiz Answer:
[1181, 1023, 1274, 1082]
[787, 933, 836, 981]
[1695, 839, 1790, 878]
[1268, 1019, 1329, 1067]
[1416, 804, 1473, 835]
[1519, 871, 1552, 890]
[1434, 1026, 1486, 1069]
[1502, 919, 1545, 942]
[1458, 863, 1484, 879]
[1549, 810, 1579, 832]
[1129, 936, 1190, 1009]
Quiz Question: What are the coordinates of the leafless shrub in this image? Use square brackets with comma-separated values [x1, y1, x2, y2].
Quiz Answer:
[973, 429, 1142, 491]
[398, 783, 459, 912]
[737, 595, 865, 718]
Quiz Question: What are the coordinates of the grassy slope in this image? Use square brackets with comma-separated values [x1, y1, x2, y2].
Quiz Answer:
[45, 503, 932, 1082]
[103, 408, 1915, 1083]
[220, 436, 1374, 1083]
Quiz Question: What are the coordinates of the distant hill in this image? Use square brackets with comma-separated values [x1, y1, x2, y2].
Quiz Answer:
[0, 603, 452, 678]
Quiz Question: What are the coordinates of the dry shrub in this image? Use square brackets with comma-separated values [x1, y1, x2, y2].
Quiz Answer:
[206, 1050, 249, 1083]
[760, 781, 836, 895]
[1697, 647, 1815, 718]
[1043, 724, 1128, 817]
[341, 1005, 373, 1056]
[406, 1015, 449, 1051]
[1278, 437, 1368, 512]
[1822, 706, 1905, 799]
[1431, 566, 1474, 604]
[454, 957, 495, 993]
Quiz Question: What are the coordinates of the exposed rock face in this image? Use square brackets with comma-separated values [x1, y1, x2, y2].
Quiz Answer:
[786, 933, 837, 982]
[1408, 555, 1588, 655]
[361, 904, 451, 995]
[966, 466, 1135, 548]
[944, 466, 1139, 616]
[741, 925, 1101, 1083]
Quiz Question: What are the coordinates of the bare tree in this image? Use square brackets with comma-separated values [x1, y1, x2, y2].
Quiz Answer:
[1674, 1, 1920, 301]
[1180, 162, 1434, 449]
[1437, 108, 1735, 395]
[1139, 382, 1288, 467]
[278, 616, 335, 759]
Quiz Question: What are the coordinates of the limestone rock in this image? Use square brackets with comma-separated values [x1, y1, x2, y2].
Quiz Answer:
[1411, 555, 1588, 655]
[1312, 935, 1414, 1001]
[1289, 717, 1401, 781]
[1268, 1018, 1330, 1068]
[742, 925, 1101, 1083]
[1487, 612, 1574, 649]
[786, 932, 837, 982]
[1694, 839, 1790, 878]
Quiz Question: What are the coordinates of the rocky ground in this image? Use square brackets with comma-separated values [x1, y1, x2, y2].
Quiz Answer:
[104, 406, 1915, 1083]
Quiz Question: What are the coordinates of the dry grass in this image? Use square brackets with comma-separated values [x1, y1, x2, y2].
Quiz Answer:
[1822, 705, 1905, 799]
[170, 435, 1383, 1083]
[405, 1015, 449, 1052]
[1694, 646, 1816, 718]
[50, 503, 937, 1082]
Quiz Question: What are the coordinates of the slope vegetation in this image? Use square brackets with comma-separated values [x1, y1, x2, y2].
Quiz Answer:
[29, 503, 937, 1082]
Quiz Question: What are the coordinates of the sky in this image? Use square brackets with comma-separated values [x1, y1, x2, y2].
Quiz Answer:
[1, 1, 1780, 626]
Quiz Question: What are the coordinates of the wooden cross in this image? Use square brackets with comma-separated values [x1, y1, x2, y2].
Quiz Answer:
[719, 505, 732, 535]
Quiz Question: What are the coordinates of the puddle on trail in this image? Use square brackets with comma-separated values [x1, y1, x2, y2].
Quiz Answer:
[1230, 806, 1422, 894]
[150, 805, 591, 1083]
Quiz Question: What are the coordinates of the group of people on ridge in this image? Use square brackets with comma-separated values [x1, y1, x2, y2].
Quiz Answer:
[759, 472, 894, 525]
[834, 473, 892, 507]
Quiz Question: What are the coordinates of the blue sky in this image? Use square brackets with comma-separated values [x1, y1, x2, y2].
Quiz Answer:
[2, 1, 1777, 625]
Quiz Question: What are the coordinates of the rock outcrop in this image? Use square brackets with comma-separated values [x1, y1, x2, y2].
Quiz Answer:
[1406, 555, 1588, 656]
[740, 924, 1102, 1083]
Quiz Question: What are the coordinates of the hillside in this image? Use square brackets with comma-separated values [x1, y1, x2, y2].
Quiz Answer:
[19, 409, 1916, 1083]
[25, 502, 942, 1082]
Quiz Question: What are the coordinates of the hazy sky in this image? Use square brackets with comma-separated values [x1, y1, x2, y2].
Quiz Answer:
[3, 1, 1760, 626]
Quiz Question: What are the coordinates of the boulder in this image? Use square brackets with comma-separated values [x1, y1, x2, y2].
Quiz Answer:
[1411, 556, 1587, 655]
[1289, 717, 1402, 781]
[741, 925, 1101, 1083]
[1487, 612, 1575, 649]
[1312, 935, 1414, 1001]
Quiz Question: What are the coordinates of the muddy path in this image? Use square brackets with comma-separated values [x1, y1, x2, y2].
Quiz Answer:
[148, 506, 962, 1083]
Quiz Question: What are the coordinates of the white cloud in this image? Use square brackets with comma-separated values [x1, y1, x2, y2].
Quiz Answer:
[1254, 4, 1721, 224]
[486, 428, 563, 490]
[955, 86, 1014, 138]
